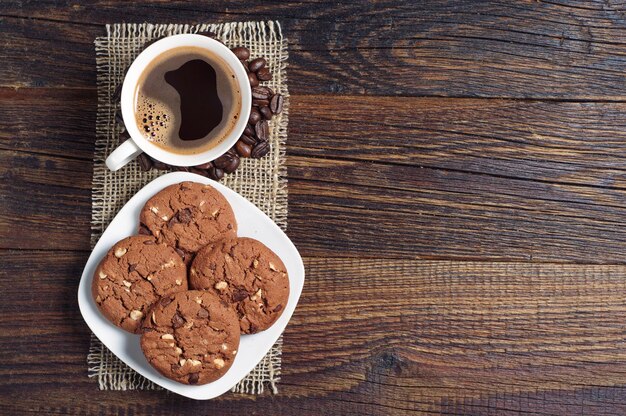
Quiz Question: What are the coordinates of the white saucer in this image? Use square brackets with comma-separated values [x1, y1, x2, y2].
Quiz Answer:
[77, 172, 304, 399]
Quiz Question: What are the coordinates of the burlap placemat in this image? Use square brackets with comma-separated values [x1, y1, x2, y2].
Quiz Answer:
[87, 21, 289, 395]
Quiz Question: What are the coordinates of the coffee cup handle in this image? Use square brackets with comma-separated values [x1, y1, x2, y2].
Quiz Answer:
[105, 139, 143, 171]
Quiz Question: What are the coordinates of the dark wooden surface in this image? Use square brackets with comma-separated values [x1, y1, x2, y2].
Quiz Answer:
[3, 1, 626, 415]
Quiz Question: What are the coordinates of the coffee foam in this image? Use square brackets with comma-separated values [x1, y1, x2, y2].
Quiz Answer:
[135, 92, 173, 145]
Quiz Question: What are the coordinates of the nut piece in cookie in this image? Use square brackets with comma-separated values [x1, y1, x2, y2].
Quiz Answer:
[138, 181, 237, 263]
[189, 237, 289, 334]
[140, 290, 240, 385]
[92, 235, 187, 333]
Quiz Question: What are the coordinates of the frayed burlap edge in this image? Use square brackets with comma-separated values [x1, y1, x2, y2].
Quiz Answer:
[88, 21, 289, 395]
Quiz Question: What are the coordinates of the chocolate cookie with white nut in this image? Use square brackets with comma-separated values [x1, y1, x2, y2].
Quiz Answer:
[92, 235, 187, 333]
[189, 237, 289, 334]
[138, 181, 237, 264]
[140, 290, 240, 385]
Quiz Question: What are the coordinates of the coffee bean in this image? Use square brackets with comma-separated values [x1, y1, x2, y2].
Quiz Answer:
[223, 155, 240, 173]
[273, 304, 283, 313]
[257, 67, 272, 81]
[194, 162, 213, 170]
[240, 134, 256, 146]
[252, 98, 270, 107]
[207, 166, 224, 181]
[248, 107, 261, 125]
[251, 141, 270, 158]
[190, 167, 209, 177]
[137, 153, 152, 171]
[119, 130, 130, 143]
[197, 308, 209, 318]
[175, 166, 190, 172]
[252, 86, 271, 100]
[152, 160, 170, 170]
[241, 60, 249, 71]
[255, 120, 270, 141]
[244, 124, 255, 137]
[260, 106, 273, 120]
[249, 57, 266, 72]
[247, 71, 259, 87]
[213, 154, 233, 169]
[231, 46, 250, 60]
[235, 140, 252, 157]
[270, 94, 284, 114]
[160, 296, 173, 306]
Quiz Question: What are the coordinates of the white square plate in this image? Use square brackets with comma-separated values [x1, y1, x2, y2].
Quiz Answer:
[77, 172, 305, 400]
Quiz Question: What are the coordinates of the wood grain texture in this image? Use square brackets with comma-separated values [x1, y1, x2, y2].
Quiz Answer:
[289, 96, 626, 188]
[5, 89, 626, 262]
[3, 1, 626, 414]
[0, 88, 96, 159]
[3, 1, 626, 97]
[0, 150, 92, 250]
[8, 145, 626, 261]
[285, 96, 626, 262]
[4, 253, 626, 415]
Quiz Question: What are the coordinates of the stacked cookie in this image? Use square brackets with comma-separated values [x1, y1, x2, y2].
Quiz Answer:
[92, 181, 289, 385]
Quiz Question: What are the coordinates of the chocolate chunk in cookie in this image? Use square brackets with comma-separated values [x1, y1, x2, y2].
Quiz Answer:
[189, 237, 289, 334]
[139, 181, 237, 263]
[92, 235, 187, 333]
[140, 290, 240, 385]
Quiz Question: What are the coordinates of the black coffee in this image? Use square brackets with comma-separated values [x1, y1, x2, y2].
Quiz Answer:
[134, 46, 241, 155]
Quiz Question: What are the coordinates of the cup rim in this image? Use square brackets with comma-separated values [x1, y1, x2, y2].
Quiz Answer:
[120, 34, 252, 167]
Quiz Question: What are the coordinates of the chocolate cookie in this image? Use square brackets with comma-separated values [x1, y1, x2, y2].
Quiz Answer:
[139, 181, 237, 263]
[189, 237, 289, 334]
[140, 290, 240, 385]
[92, 235, 187, 333]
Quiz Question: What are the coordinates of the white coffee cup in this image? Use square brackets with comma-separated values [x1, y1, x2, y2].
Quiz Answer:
[105, 34, 252, 171]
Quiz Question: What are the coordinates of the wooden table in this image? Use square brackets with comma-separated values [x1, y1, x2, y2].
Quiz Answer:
[3, 1, 626, 414]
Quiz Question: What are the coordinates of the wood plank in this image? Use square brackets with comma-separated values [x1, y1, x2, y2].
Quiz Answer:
[4, 252, 626, 415]
[287, 160, 626, 262]
[289, 96, 626, 188]
[0, 16, 98, 88]
[3, 1, 626, 97]
[0, 88, 96, 159]
[0, 150, 92, 250]
[284, 96, 626, 261]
